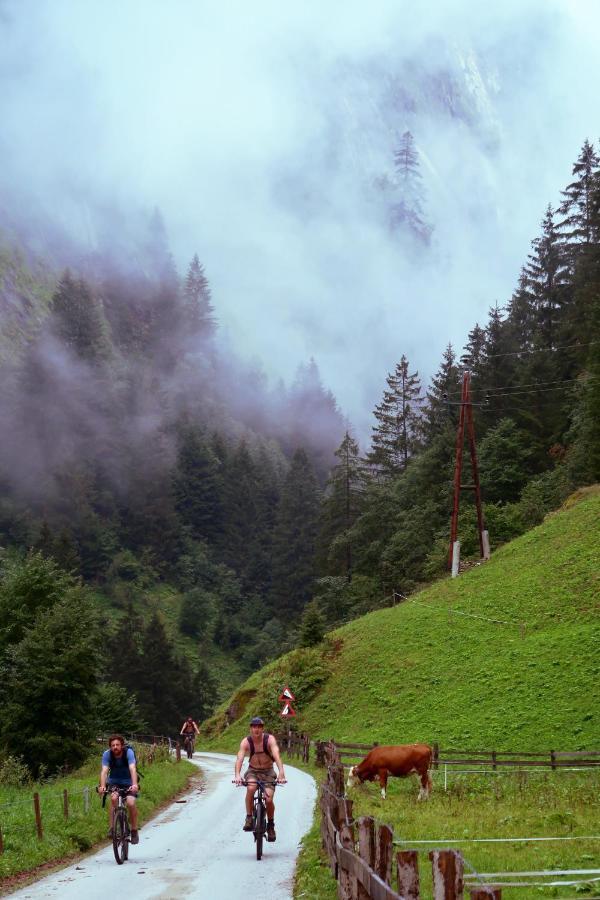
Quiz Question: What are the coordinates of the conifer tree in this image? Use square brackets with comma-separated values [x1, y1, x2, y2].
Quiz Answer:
[183, 254, 216, 337]
[390, 131, 431, 242]
[270, 448, 321, 620]
[368, 355, 423, 476]
[299, 599, 326, 647]
[476, 305, 516, 432]
[558, 139, 600, 263]
[173, 425, 223, 545]
[318, 431, 367, 578]
[51, 270, 111, 362]
[220, 440, 260, 585]
[422, 344, 461, 443]
[525, 205, 569, 349]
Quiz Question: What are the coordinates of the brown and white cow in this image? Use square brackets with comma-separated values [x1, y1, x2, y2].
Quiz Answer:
[346, 743, 432, 800]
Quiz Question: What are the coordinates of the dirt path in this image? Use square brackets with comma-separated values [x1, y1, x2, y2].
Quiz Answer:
[7, 752, 316, 899]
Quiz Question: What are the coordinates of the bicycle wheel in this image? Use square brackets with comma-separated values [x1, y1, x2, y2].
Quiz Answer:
[254, 800, 265, 861]
[113, 809, 128, 865]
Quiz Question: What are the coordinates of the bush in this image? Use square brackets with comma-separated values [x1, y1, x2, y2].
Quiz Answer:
[0, 754, 31, 786]
[517, 466, 574, 527]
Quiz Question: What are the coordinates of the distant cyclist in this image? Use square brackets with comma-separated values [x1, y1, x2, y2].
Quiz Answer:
[234, 716, 286, 842]
[99, 734, 140, 844]
[180, 716, 200, 753]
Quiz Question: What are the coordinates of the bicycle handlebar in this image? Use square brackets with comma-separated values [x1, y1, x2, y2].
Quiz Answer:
[232, 779, 287, 786]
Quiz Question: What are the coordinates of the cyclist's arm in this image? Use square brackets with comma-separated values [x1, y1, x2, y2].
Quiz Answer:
[234, 738, 249, 782]
[100, 763, 110, 792]
[268, 735, 286, 782]
[179, 725, 186, 735]
[193, 722, 200, 735]
[127, 748, 139, 791]
[128, 762, 139, 791]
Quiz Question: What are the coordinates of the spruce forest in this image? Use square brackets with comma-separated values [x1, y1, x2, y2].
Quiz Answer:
[1, 138, 599, 777]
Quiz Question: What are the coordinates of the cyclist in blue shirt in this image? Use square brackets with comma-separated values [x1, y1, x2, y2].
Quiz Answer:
[99, 734, 140, 843]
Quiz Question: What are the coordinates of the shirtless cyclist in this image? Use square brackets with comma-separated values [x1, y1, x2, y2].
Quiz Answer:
[234, 716, 286, 842]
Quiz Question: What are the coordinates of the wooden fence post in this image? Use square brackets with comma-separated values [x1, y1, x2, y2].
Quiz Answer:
[429, 849, 464, 900]
[397, 850, 420, 899]
[433, 742, 440, 769]
[469, 890, 501, 899]
[375, 823, 393, 885]
[357, 816, 375, 900]
[33, 792, 43, 840]
[550, 750, 556, 769]
[0, 825, 4, 854]
[338, 823, 356, 900]
[337, 797, 353, 830]
[63, 789, 69, 820]
[315, 741, 325, 766]
[176, 741, 181, 762]
[83, 786, 90, 813]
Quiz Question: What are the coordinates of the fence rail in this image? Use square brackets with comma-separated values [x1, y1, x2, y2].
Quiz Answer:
[276, 731, 600, 773]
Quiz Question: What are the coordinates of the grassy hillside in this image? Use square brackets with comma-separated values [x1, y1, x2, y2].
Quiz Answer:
[204, 487, 600, 751]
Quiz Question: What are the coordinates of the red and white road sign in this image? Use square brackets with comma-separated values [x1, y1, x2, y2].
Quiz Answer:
[280, 702, 296, 717]
[278, 685, 295, 702]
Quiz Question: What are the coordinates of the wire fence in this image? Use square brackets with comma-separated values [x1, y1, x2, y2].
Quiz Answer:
[0, 735, 172, 854]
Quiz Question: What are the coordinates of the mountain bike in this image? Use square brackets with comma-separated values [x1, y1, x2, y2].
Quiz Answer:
[182, 733, 195, 759]
[237, 778, 285, 860]
[100, 785, 134, 864]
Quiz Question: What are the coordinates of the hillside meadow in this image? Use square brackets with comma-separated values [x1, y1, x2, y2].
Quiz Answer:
[204, 489, 600, 899]
[204, 487, 600, 751]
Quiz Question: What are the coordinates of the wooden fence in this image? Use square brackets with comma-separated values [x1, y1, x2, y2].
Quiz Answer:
[0, 737, 169, 854]
[306, 738, 600, 771]
[319, 761, 499, 899]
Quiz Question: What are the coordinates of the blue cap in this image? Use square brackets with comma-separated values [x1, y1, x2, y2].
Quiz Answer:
[250, 716, 264, 726]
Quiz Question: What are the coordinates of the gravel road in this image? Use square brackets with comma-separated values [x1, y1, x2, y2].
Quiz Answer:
[7, 752, 317, 900]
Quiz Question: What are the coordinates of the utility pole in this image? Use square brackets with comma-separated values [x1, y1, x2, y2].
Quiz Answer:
[448, 371, 488, 571]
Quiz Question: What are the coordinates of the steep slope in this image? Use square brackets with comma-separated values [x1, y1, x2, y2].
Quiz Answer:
[204, 487, 600, 751]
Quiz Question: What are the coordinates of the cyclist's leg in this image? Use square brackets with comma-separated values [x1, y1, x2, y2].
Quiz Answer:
[109, 788, 119, 830]
[264, 785, 275, 820]
[126, 793, 138, 830]
[245, 781, 257, 816]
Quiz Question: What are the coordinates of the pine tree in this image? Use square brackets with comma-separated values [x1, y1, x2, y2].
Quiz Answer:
[505, 270, 536, 353]
[172, 425, 223, 545]
[525, 205, 569, 349]
[318, 432, 367, 579]
[368, 355, 423, 476]
[299, 599, 326, 647]
[51, 270, 111, 362]
[0, 591, 100, 775]
[422, 344, 461, 443]
[183, 254, 216, 338]
[476, 305, 516, 432]
[270, 448, 321, 620]
[220, 440, 260, 585]
[390, 131, 431, 242]
[558, 139, 600, 264]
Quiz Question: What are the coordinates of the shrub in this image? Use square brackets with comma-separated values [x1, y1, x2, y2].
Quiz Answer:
[0, 754, 31, 786]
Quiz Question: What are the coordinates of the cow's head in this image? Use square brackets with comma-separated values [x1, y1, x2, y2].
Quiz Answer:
[346, 765, 361, 789]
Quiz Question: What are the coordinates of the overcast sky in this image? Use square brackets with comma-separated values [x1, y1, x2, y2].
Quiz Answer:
[1, 0, 600, 439]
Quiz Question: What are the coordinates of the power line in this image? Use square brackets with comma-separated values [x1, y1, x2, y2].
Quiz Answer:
[456, 375, 599, 397]
[460, 338, 600, 361]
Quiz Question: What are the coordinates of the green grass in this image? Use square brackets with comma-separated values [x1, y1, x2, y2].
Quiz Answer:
[205, 488, 600, 751]
[203, 488, 600, 898]
[0, 751, 195, 884]
[346, 769, 600, 900]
